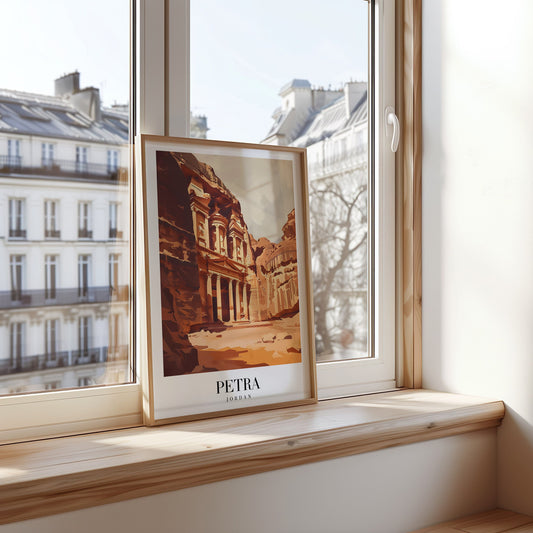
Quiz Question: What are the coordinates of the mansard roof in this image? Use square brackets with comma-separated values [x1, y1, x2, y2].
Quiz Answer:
[279, 79, 311, 95]
[0, 88, 128, 145]
[291, 91, 367, 148]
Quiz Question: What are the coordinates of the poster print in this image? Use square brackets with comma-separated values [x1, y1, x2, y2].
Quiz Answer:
[139, 135, 316, 425]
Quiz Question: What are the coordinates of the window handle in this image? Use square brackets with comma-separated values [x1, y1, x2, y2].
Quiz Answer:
[385, 106, 400, 153]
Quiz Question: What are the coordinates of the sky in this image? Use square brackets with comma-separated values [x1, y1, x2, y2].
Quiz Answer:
[0, 0, 130, 107]
[0, 0, 367, 140]
[188, 151, 295, 241]
[191, 0, 368, 143]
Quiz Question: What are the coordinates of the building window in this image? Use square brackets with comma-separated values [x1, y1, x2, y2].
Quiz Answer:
[7, 139, 21, 168]
[107, 149, 119, 173]
[109, 202, 122, 239]
[44, 382, 60, 391]
[45, 255, 58, 300]
[44, 319, 59, 362]
[78, 202, 92, 239]
[41, 143, 55, 168]
[78, 316, 92, 358]
[78, 254, 91, 298]
[8, 198, 26, 239]
[78, 376, 93, 387]
[44, 200, 60, 238]
[76, 146, 88, 173]
[109, 253, 119, 292]
[10, 254, 25, 302]
[109, 313, 120, 358]
[10, 322, 25, 368]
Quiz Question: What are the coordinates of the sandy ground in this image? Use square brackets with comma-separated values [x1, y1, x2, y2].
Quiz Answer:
[188, 314, 302, 372]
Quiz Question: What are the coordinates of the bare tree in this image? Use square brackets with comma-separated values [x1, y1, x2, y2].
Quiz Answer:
[309, 166, 367, 357]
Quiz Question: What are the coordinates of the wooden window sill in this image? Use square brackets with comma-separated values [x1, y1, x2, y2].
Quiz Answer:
[0, 389, 504, 525]
[409, 508, 533, 532]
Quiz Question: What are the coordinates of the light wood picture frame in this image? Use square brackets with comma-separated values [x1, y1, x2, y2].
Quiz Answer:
[137, 134, 317, 425]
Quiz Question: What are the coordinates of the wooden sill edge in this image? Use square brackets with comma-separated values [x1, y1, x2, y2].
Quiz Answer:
[0, 390, 505, 525]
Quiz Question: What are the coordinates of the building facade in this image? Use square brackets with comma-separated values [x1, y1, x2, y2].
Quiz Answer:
[0, 73, 127, 394]
[0, 73, 210, 394]
[263, 79, 368, 359]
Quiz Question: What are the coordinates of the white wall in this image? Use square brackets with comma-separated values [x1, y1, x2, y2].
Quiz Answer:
[1, 430, 496, 533]
[422, 0, 533, 515]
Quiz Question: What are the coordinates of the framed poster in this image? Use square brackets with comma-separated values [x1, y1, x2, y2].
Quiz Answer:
[138, 134, 316, 425]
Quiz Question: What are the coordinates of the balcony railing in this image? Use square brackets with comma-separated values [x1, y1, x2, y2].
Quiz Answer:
[0, 155, 128, 183]
[0, 285, 129, 309]
[45, 229, 61, 239]
[0, 344, 128, 376]
[109, 228, 124, 239]
[78, 228, 93, 239]
[9, 228, 27, 239]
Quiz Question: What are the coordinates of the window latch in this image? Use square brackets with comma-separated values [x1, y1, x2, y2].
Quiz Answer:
[385, 106, 400, 153]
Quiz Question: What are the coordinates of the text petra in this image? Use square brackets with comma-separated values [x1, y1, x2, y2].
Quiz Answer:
[216, 377, 260, 394]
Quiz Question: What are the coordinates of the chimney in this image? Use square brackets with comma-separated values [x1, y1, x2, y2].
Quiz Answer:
[69, 87, 102, 122]
[344, 81, 367, 119]
[54, 72, 80, 97]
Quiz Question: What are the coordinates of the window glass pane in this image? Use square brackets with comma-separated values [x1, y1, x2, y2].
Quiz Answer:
[0, 0, 131, 395]
[191, 0, 369, 363]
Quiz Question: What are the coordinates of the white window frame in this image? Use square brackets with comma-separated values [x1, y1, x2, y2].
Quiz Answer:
[44, 254, 58, 300]
[10, 254, 25, 301]
[8, 138, 21, 167]
[77, 201, 92, 239]
[0, 1, 143, 444]
[42, 142, 55, 167]
[8, 197, 26, 238]
[44, 318, 59, 361]
[9, 322, 25, 368]
[75, 145, 88, 173]
[107, 149, 119, 172]
[44, 199, 59, 238]
[316, 0, 396, 398]
[109, 201, 120, 238]
[109, 253, 120, 290]
[0, 0, 397, 444]
[77, 254, 92, 298]
[163, 0, 397, 399]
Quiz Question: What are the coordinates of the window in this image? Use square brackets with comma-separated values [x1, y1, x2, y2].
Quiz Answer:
[109, 313, 120, 358]
[44, 200, 60, 238]
[8, 198, 26, 239]
[44, 319, 59, 362]
[0, 0, 135, 442]
[109, 253, 119, 292]
[7, 139, 21, 168]
[107, 149, 119, 173]
[10, 255, 25, 302]
[78, 202, 92, 239]
[189, 0, 397, 397]
[109, 202, 122, 239]
[75, 146, 88, 173]
[78, 316, 92, 359]
[78, 376, 94, 387]
[44, 255, 57, 300]
[0, 0, 411, 444]
[9, 322, 25, 369]
[78, 254, 91, 298]
[41, 143, 55, 168]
